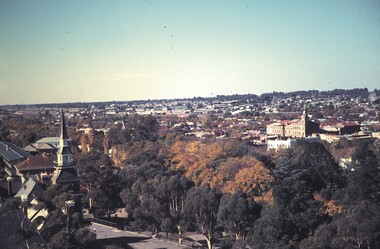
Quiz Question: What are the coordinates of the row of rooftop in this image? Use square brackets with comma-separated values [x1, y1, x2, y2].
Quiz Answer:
[0, 89, 379, 152]
[1, 88, 378, 122]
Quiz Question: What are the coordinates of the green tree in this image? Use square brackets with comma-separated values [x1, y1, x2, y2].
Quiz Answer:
[41, 210, 95, 249]
[217, 191, 262, 247]
[155, 174, 194, 245]
[184, 186, 222, 249]
[46, 230, 70, 249]
[120, 173, 193, 244]
[22, 132, 38, 147]
[90, 173, 123, 218]
[299, 222, 338, 249]
[346, 140, 380, 203]
[120, 178, 165, 232]
[249, 141, 343, 248]
[77, 151, 122, 217]
[247, 205, 289, 249]
[124, 114, 159, 143]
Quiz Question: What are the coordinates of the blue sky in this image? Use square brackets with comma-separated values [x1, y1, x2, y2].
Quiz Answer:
[1, 0, 379, 104]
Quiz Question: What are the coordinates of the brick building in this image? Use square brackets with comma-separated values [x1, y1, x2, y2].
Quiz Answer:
[266, 109, 320, 138]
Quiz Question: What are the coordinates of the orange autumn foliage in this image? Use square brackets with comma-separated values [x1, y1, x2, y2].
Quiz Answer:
[220, 158, 274, 204]
[111, 144, 130, 167]
[314, 193, 344, 216]
[169, 140, 274, 203]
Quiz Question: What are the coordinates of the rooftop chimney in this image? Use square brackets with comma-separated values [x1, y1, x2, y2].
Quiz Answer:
[6, 177, 13, 196]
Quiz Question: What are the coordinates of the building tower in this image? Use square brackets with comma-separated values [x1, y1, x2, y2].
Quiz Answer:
[301, 107, 309, 137]
[52, 110, 82, 214]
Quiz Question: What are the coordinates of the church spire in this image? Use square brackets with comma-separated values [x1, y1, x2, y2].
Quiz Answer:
[60, 109, 68, 140]
[52, 109, 79, 185]
[57, 109, 72, 167]
[52, 109, 82, 217]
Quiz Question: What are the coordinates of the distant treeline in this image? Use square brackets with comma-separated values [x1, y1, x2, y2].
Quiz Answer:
[1, 88, 376, 109]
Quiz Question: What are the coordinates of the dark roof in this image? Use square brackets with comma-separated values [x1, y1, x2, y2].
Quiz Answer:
[52, 168, 80, 184]
[0, 180, 22, 198]
[60, 109, 69, 140]
[0, 142, 30, 162]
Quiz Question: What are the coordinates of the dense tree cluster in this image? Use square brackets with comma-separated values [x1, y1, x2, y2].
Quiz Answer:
[77, 151, 122, 218]
[75, 114, 380, 249]
[247, 140, 380, 249]
[171, 140, 273, 202]
[2, 105, 380, 248]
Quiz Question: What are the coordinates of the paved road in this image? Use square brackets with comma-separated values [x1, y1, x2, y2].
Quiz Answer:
[89, 222, 183, 249]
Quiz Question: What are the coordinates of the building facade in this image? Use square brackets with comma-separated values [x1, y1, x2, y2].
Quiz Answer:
[266, 109, 319, 138]
[267, 138, 296, 151]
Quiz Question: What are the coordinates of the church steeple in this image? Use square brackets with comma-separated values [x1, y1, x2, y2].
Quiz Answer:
[52, 109, 80, 187]
[52, 109, 82, 217]
[57, 109, 73, 167]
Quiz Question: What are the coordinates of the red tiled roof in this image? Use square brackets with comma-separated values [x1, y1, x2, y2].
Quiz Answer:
[15, 154, 80, 172]
[15, 155, 56, 171]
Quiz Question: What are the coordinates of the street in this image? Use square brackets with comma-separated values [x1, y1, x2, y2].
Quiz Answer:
[89, 222, 184, 249]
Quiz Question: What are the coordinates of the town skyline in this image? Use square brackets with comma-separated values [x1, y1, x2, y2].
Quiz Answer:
[1, 0, 380, 105]
[0, 87, 376, 107]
